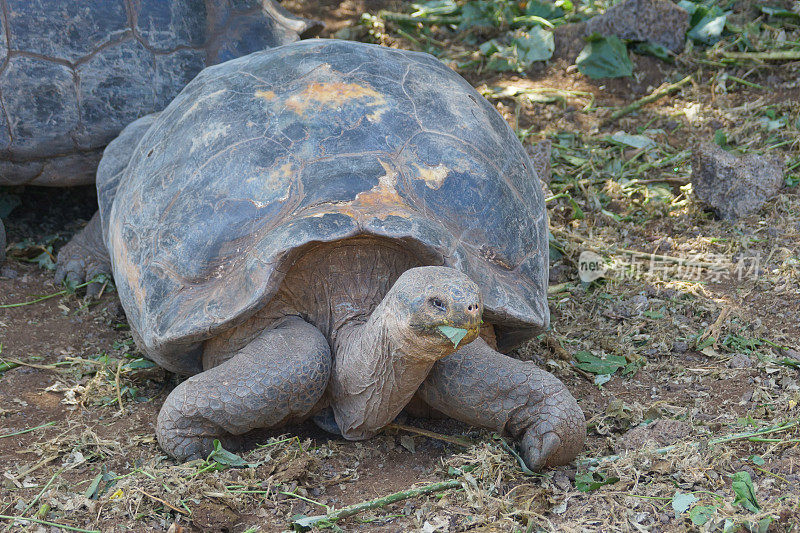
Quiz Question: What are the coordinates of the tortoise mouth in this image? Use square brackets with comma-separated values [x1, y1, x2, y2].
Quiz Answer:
[413, 320, 481, 348]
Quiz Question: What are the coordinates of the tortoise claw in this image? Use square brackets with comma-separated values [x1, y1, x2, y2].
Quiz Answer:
[520, 431, 562, 471]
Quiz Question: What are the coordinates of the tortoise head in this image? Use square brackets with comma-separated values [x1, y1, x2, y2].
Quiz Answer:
[387, 266, 483, 360]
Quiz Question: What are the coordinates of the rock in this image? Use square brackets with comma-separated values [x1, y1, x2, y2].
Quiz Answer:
[585, 0, 690, 53]
[728, 353, 753, 369]
[553, 0, 689, 62]
[672, 340, 689, 353]
[692, 143, 784, 220]
[615, 419, 691, 453]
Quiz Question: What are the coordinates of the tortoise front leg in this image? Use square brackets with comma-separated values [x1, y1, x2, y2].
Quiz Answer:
[54, 212, 111, 297]
[416, 338, 585, 470]
[156, 316, 331, 461]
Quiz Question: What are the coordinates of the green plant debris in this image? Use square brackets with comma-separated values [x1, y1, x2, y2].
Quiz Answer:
[575, 34, 633, 79]
[575, 470, 620, 492]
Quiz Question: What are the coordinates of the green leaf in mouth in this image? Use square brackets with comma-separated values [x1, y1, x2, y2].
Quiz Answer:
[437, 325, 468, 348]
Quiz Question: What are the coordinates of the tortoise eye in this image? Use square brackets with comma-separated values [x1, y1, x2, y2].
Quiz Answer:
[429, 297, 447, 311]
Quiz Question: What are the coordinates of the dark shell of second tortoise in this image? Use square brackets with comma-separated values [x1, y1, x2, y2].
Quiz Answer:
[98, 39, 550, 373]
[0, 0, 319, 187]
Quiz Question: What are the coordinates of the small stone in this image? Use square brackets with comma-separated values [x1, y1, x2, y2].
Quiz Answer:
[553, 471, 572, 492]
[615, 419, 691, 453]
[672, 340, 689, 353]
[692, 143, 784, 220]
[728, 353, 753, 369]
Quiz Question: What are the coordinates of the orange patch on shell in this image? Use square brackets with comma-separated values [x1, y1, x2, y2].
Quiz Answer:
[413, 163, 449, 190]
[285, 82, 386, 116]
[308, 159, 412, 221]
[255, 89, 276, 100]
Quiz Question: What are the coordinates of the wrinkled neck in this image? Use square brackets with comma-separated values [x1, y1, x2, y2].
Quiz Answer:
[330, 296, 451, 440]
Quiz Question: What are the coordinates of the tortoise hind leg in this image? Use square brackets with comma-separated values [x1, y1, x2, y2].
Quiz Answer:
[54, 212, 111, 298]
[156, 316, 331, 462]
[415, 338, 586, 470]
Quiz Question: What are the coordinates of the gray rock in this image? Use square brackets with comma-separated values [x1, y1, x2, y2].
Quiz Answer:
[585, 0, 690, 53]
[672, 340, 689, 353]
[692, 143, 784, 220]
[728, 353, 753, 369]
[615, 419, 691, 453]
[554, 0, 689, 62]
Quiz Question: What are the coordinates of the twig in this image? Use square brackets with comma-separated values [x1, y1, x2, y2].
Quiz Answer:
[0, 358, 63, 372]
[133, 488, 189, 515]
[385, 422, 475, 448]
[12, 455, 59, 480]
[279, 491, 329, 510]
[726, 75, 766, 90]
[547, 282, 574, 295]
[0, 515, 99, 533]
[291, 479, 462, 529]
[114, 359, 125, 413]
[719, 50, 800, 61]
[606, 75, 693, 122]
[378, 10, 460, 25]
[0, 422, 55, 439]
[580, 420, 798, 467]
[0, 280, 94, 309]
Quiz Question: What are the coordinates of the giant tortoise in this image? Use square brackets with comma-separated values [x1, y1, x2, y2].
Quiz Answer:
[63, 39, 586, 469]
[0, 0, 320, 262]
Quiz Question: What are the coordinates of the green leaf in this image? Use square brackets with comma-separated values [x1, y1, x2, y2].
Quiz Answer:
[485, 27, 554, 72]
[677, 1, 697, 15]
[713, 129, 727, 147]
[749, 454, 765, 466]
[633, 41, 674, 63]
[437, 325, 469, 348]
[594, 373, 612, 386]
[124, 358, 157, 370]
[31, 250, 56, 271]
[576, 34, 633, 79]
[687, 6, 729, 45]
[411, 0, 458, 17]
[84, 473, 104, 499]
[689, 505, 716, 526]
[575, 470, 619, 492]
[731, 471, 760, 513]
[672, 491, 698, 517]
[608, 132, 655, 149]
[574, 351, 628, 375]
[208, 439, 249, 468]
[779, 357, 800, 369]
[526, 1, 564, 20]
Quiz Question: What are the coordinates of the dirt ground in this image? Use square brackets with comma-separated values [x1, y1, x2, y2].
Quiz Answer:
[2, 1, 799, 532]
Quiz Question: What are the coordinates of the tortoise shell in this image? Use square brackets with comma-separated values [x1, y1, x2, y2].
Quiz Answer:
[101, 39, 549, 368]
[0, 0, 318, 186]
